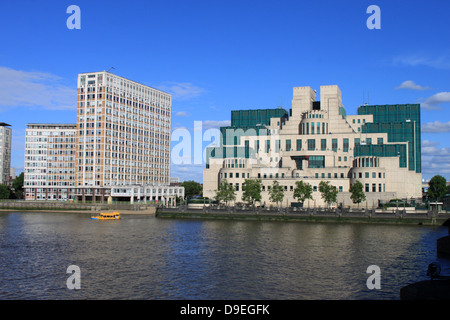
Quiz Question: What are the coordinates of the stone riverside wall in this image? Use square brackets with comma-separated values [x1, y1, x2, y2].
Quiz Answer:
[0, 201, 156, 213]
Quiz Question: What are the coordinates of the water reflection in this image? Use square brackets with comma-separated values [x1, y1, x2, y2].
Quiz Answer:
[0, 212, 448, 300]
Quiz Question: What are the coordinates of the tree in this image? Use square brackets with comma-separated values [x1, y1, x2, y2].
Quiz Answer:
[427, 175, 447, 202]
[215, 179, 236, 206]
[293, 181, 313, 205]
[242, 179, 262, 207]
[0, 185, 10, 200]
[319, 181, 338, 208]
[350, 180, 366, 208]
[12, 172, 24, 192]
[269, 180, 284, 208]
[180, 180, 203, 199]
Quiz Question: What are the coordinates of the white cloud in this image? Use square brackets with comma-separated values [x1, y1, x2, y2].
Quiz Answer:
[170, 164, 203, 183]
[422, 121, 450, 133]
[157, 82, 205, 100]
[175, 111, 189, 117]
[0, 66, 76, 111]
[395, 80, 430, 91]
[421, 92, 450, 110]
[421, 141, 450, 179]
[201, 120, 231, 130]
[393, 54, 450, 70]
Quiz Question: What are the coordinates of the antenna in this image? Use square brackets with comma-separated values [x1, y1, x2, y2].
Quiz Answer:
[106, 67, 115, 73]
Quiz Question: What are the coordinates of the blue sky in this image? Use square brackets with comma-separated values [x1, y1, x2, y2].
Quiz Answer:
[0, 0, 449, 183]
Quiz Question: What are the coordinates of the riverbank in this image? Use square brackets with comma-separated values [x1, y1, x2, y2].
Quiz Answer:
[0, 201, 157, 215]
[156, 208, 450, 226]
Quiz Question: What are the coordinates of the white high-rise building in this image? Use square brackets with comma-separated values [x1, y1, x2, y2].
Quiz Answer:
[24, 123, 77, 200]
[24, 71, 184, 204]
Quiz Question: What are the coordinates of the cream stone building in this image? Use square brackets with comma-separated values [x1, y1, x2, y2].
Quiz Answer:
[203, 85, 422, 208]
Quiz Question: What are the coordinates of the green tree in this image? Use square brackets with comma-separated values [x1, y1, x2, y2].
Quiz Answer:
[242, 179, 262, 207]
[293, 180, 313, 205]
[319, 181, 338, 208]
[0, 185, 10, 200]
[215, 179, 236, 206]
[12, 172, 24, 192]
[427, 175, 447, 202]
[269, 180, 284, 208]
[180, 180, 203, 199]
[350, 180, 366, 208]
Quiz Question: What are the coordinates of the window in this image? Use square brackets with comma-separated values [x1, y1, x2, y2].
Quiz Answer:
[309, 156, 325, 168]
[339, 186, 343, 192]
[372, 184, 376, 192]
[286, 139, 291, 151]
[307, 139, 315, 151]
[365, 183, 369, 192]
[343, 138, 349, 152]
[321, 139, 327, 151]
[332, 139, 338, 152]
[365, 172, 369, 178]
[378, 137, 383, 145]
[296, 139, 302, 151]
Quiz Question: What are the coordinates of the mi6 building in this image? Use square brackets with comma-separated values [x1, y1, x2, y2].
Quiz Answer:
[203, 85, 422, 208]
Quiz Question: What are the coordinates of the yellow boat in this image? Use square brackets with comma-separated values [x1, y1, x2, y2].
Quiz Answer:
[91, 212, 120, 220]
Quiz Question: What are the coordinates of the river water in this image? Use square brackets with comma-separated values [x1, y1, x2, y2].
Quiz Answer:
[0, 211, 449, 300]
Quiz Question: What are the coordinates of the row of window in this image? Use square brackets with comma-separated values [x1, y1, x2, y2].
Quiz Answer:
[246, 137, 384, 153]
[353, 172, 386, 179]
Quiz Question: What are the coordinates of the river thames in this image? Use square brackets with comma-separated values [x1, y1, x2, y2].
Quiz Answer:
[0, 211, 449, 300]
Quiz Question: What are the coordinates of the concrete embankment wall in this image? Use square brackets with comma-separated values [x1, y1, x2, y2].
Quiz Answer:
[156, 208, 450, 226]
[0, 201, 156, 214]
